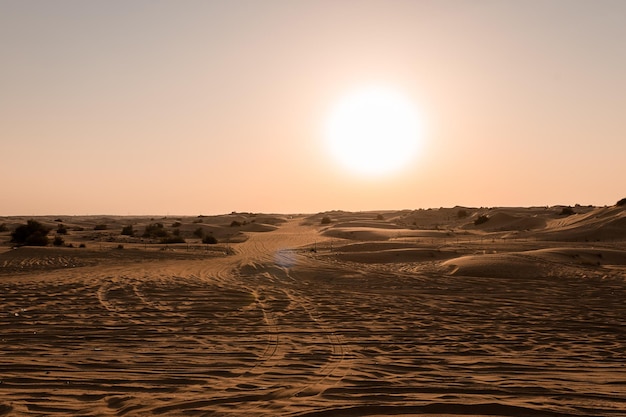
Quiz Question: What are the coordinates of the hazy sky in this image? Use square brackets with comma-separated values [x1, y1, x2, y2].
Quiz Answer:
[2, 0, 625, 215]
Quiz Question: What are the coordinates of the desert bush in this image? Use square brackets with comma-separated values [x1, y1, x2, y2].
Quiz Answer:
[193, 227, 204, 238]
[560, 207, 575, 216]
[457, 209, 468, 219]
[121, 225, 134, 236]
[193, 218, 203, 224]
[162, 236, 185, 244]
[474, 215, 489, 226]
[53, 236, 65, 246]
[57, 224, 68, 234]
[26, 232, 49, 246]
[375, 214, 384, 220]
[616, 198, 626, 207]
[117, 244, 124, 249]
[143, 223, 168, 238]
[79, 243, 86, 248]
[0, 223, 8, 232]
[11, 220, 51, 246]
[320, 216, 331, 225]
[171, 221, 182, 228]
[230, 220, 242, 227]
[202, 235, 218, 244]
[94, 224, 108, 230]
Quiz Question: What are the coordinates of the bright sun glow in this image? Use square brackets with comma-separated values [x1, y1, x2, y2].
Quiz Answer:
[324, 86, 423, 177]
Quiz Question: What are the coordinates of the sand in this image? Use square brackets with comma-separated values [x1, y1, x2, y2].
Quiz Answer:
[1, 206, 625, 416]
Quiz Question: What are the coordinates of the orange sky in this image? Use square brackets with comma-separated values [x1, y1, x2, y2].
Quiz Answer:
[2, 1, 625, 215]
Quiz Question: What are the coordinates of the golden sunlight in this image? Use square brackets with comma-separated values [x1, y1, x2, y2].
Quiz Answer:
[324, 86, 423, 177]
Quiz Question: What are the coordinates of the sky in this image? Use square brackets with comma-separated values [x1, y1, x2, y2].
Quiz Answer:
[2, 0, 625, 215]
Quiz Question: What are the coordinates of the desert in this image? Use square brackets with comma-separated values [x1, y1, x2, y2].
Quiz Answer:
[1, 203, 625, 416]
[4, 1, 626, 415]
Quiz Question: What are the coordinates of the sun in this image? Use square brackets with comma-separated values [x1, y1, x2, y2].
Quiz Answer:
[324, 86, 423, 177]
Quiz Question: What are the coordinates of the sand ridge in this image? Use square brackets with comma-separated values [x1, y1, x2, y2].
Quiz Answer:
[1, 206, 625, 416]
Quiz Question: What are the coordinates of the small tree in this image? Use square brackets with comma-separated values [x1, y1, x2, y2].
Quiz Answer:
[11, 220, 51, 246]
[53, 236, 65, 246]
[230, 220, 242, 227]
[320, 216, 331, 225]
[457, 209, 468, 219]
[193, 227, 204, 238]
[57, 224, 68, 234]
[560, 207, 575, 216]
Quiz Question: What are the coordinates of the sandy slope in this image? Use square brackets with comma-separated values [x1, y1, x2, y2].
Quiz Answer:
[1, 207, 625, 416]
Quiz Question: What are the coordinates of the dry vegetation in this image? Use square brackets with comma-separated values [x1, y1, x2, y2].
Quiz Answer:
[0, 203, 625, 416]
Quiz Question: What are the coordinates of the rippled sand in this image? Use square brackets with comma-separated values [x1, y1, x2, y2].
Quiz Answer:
[1, 211, 625, 416]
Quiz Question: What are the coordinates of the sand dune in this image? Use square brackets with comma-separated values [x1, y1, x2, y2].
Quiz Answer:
[443, 248, 626, 278]
[538, 206, 626, 241]
[1, 207, 625, 416]
[467, 211, 548, 232]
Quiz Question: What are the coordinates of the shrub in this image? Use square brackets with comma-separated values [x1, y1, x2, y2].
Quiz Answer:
[193, 218, 203, 224]
[230, 220, 242, 227]
[320, 216, 331, 225]
[193, 227, 204, 238]
[202, 235, 218, 244]
[121, 225, 134, 236]
[172, 221, 182, 228]
[457, 209, 468, 219]
[57, 224, 68, 234]
[94, 224, 108, 230]
[27, 232, 49, 246]
[53, 236, 65, 246]
[143, 223, 168, 238]
[0, 223, 8, 232]
[560, 207, 575, 216]
[616, 198, 626, 207]
[79, 243, 86, 248]
[474, 215, 489, 226]
[117, 244, 124, 249]
[375, 214, 384, 220]
[11, 220, 51, 246]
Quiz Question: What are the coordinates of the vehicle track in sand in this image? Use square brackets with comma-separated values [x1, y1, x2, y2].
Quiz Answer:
[143, 219, 354, 416]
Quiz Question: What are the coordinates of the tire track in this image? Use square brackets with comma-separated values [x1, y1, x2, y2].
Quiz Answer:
[282, 288, 352, 399]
